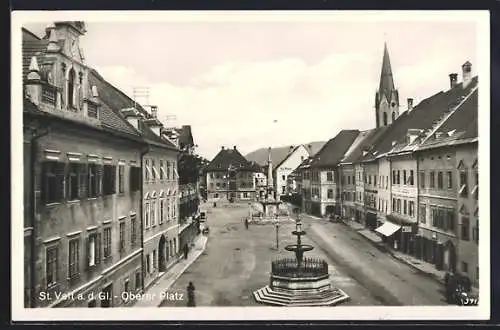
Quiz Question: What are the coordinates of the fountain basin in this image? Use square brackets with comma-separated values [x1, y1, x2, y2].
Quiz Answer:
[284, 244, 314, 253]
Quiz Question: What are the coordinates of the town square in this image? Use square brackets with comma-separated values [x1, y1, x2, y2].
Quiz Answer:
[14, 11, 486, 320]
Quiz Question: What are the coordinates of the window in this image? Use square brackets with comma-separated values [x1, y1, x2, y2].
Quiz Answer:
[368, 175, 372, 185]
[88, 164, 102, 198]
[461, 217, 470, 241]
[419, 205, 426, 223]
[118, 165, 125, 193]
[151, 201, 156, 226]
[462, 262, 468, 273]
[420, 171, 425, 188]
[86, 233, 100, 267]
[327, 172, 333, 181]
[151, 160, 156, 181]
[430, 172, 435, 188]
[243, 192, 248, 198]
[68, 238, 80, 278]
[160, 160, 164, 180]
[385, 176, 388, 189]
[472, 171, 478, 199]
[383, 112, 388, 126]
[327, 189, 333, 199]
[167, 161, 171, 180]
[124, 279, 129, 295]
[135, 272, 141, 290]
[153, 250, 157, 270]
[103, 165, 116, 195]
[408, 170, 414, 185]
[282, 186, 286, 194]
[67, 163, 84, 200]
[119, 221, 125, 252]
[403, 170, 407, 184]
[103, 227, 112, 258]
[282, 175, 286, 180]
[397, 170, 401, 184]
[46, 246, 59, 287]
[146, 255, 151, 273]
[392, 198, 396, 212]
[459, 170, 468, 196]
[145, 159, 150, 182]
[131, 215, 137, 245]
[447, 171, 453, 189]
[404, 200, 407, 215]
[437, 171, 443, 189]
[374, 175, 377, 187]
[144, 202, 150, 228]
[408, 201, 414, 217]
[397, 199, 401, 213]
[129, 166, 141, 192]
[392, 170, 396, 185]
[42, 161, 66, 203]
[159, 199, 164, 224]
[473, 220, 479, 244]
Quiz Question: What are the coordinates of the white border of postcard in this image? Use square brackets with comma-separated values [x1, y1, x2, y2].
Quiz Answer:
[11, 10, 490, 321]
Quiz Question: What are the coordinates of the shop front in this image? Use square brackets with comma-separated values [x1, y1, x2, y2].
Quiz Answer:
[376, 214, 418, 254]
[417, 227, 457, 272]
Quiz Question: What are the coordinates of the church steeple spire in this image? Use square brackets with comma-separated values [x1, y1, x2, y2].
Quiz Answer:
[375, 41, 399, 128]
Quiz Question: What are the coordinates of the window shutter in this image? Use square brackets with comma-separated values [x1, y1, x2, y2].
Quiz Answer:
[79, 164, 88, 198]
[112, 166, 117, 193]
[55, 163, 66, 201]
[85, 236, 90, 270]
[96, 165, 103, 196]
[96, 233, 102, 264]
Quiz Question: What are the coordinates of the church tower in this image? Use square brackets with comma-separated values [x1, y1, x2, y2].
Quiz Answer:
[375, 42, 399, 128]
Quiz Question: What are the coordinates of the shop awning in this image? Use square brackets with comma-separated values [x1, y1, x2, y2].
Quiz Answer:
[375, 221, 401, 237]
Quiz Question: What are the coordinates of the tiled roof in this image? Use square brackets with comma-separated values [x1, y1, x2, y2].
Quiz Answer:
[417, 88, 478, 150]
[340, 127, 389, 164]
[22, 30, 48, 81]
[245, 141, 325, 168]
[309, 130, 360, 168]
[361, 76, 478, 161]
[89, 69, 177, 149]
[206, 148, 255, 172]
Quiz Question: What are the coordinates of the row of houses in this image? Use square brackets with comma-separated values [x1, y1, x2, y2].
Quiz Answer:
[22, 21, 200, 308]
[292, 43, 479, 288]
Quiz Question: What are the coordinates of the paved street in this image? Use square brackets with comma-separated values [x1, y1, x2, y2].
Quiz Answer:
[160, 203, 447, 307]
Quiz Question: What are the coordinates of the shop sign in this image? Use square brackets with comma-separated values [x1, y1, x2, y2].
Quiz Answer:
[402, 226, 412, 233]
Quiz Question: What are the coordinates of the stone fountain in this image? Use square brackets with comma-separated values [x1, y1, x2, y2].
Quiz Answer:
[253, 217, 350, 306]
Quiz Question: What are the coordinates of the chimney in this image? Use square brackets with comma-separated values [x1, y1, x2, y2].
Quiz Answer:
[233, 145, 237, 150]
[449, 73, 458, 88]
[462, 61, 472, 88]
[289, 145, 294, 152]
[221, 146, 225, 150]
[407, 98, 414, 111]
[150, 105, 158, 118]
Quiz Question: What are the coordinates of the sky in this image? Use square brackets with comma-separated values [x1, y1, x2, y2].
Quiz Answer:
[23, 14, 479, 160]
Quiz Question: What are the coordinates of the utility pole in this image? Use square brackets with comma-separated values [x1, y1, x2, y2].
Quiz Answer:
[132, 87, 150, 108]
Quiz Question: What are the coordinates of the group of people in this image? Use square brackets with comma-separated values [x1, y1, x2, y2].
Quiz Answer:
[444, 272, 472, 305]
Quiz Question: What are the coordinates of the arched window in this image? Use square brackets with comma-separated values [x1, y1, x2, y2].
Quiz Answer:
[68, 68, 75, 108]
[383, 112, 388, 126]
[392, 112, 396, 122]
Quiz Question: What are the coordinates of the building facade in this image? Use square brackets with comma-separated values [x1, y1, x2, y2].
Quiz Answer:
[274, 145, 310, 199]
[206, 146, 257, 202]
[23, 22, 145, 307]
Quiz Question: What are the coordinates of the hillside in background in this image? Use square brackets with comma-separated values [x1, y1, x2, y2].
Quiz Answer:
[245, 141, 326, 167]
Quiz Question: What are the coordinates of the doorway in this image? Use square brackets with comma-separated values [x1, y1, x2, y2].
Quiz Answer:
[159, 235, 166, 272]
[101, 283, 113, 308]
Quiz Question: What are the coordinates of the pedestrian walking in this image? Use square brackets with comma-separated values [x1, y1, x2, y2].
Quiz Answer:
[183, 243, 189, 260]
[187, 281, 196, 307]
[244, 218, 249, 230]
